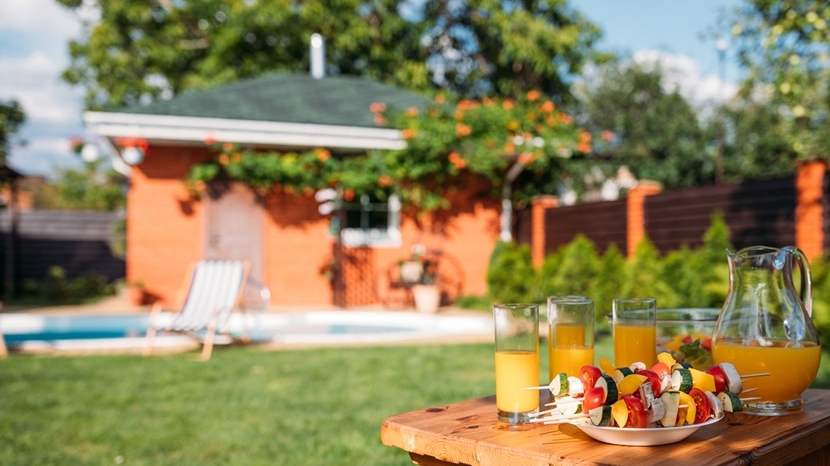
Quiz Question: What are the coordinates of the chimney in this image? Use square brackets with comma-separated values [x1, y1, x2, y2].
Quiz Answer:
[310, 33, 325, 79]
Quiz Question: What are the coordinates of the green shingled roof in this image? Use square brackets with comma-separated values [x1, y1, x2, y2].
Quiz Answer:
[116, 72, 429, 128]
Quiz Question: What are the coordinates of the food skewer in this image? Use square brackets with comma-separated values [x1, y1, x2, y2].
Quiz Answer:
[741, 372, 771, 379]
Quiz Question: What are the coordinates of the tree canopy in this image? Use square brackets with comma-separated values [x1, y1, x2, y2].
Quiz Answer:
[730, 0, 830, 161]
[56, 0, 606, 109]
[573, 60, 715, 190]
[0, 100, 26, 162]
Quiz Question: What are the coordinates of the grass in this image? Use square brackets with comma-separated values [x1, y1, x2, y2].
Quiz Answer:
[3, 339, 830, 465]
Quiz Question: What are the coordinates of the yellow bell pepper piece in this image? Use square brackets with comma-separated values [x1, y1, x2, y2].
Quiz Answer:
[689, 368, 716, 392]
[678, 391, 696, 425]
[657, 351, 677, 367]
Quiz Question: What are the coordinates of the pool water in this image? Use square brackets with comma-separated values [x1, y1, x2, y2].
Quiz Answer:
[0, 311, 493, 353]
[2, 315, 149, 346]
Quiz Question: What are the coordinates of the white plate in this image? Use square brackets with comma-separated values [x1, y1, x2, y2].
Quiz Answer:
[572, 415, 724, 446]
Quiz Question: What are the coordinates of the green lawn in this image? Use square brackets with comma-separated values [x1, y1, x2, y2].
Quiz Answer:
[2, 340, 830, 465]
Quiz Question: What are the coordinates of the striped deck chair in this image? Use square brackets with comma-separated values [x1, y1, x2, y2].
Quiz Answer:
[144, 260, 251, 361]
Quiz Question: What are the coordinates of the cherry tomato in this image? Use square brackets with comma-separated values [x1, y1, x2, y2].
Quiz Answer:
[621, 394, 647, 428]
[705, 365, 728, 393]
[638, 369, 663, 397]
[689, 388, 711, 424]
[701, 337, 712, 351]
[580, 365, 603, 391]
[582, 386, 606, 413]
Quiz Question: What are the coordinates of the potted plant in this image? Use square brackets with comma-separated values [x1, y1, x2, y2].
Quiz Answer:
[408, 245, 442, 313]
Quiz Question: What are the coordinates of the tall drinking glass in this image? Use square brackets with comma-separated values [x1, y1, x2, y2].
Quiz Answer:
[613, 298, 657, 368]
[547, 296, 594, 380]
[493, 303, 540, 423]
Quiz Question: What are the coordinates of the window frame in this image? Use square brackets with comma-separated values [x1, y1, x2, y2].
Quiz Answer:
[340, 193, 401, 248]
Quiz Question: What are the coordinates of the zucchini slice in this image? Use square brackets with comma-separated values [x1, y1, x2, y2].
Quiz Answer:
[671, 368, 694, 393]
[660, 390, 681, 427]
[548, 372, 569, 397]
[718, 391, 743, 412]
[589, 406, 613, 426]
[595, 374, 619, 404]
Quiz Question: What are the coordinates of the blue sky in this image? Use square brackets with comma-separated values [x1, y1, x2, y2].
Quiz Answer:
[0, 0, 744, 178]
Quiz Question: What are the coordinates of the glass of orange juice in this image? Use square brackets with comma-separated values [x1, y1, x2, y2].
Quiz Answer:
[612, 298, 657, 368]
[547, 296, 594, 380]
[493, 303, 539, 423]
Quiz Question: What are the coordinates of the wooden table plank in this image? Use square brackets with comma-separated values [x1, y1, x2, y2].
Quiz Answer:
[380, 389, 830, 466]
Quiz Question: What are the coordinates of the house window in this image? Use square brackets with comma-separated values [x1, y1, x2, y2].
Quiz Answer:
[340, 193, 401, 248]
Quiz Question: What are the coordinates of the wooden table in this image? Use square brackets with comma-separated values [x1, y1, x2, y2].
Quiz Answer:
[381, 389, 830, 466]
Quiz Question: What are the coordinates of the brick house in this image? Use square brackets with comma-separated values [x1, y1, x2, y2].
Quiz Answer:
[83, 71, 503, 309]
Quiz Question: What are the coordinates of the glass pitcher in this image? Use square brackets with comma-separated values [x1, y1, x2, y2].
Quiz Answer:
[711, 245, 821, 415]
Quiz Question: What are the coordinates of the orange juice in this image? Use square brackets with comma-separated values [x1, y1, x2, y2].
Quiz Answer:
[712, 339, 821, 402]
[495, 350, 539, 414]
[550, 346, 594, 379]
[549, 324, 593, 378]
[614, 324, 656, 367]
[552, 324, 585, 346]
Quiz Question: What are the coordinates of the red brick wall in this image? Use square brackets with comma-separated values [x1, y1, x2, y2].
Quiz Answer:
[127, 145, 209, 307]
[127, 144, 502, 308]
[626, 181, 663, 257]
[263, 190, 334, 306]
[796, 160, 827, 261]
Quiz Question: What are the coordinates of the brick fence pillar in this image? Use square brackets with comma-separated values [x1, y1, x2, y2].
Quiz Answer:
[627, 181, 663, 258]
[795, 160, 827, 261]
[531, 195, 558, 267]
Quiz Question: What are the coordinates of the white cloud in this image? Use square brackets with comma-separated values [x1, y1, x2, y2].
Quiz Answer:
[0, 0, 85, 177]
[0, 0, 80, 40]
[631, 50, 737, 118]
[0, 52, 83, 122]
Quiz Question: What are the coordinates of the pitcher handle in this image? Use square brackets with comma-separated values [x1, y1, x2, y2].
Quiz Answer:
[784, 246, 813, 317]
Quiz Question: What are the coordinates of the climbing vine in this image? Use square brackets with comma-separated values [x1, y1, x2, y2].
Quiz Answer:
[186, 91, 593, 214]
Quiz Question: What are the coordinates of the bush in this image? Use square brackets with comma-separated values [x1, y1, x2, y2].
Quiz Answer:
[486, 241, 536, 303]
[16, 266, 117, 304]
[484, 213, 748, 315]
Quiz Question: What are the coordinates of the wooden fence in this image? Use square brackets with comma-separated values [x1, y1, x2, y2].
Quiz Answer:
[517, 161, 828, 264]
[0, 210, 125, 299]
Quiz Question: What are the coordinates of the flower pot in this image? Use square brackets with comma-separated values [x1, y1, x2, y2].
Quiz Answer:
[412, 284, 441, 313]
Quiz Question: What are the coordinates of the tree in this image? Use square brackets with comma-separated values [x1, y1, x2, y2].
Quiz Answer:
[420, 0, 608, 101]
[730, 0, 830, 161]
[34, 161, 127, 211]
[57, 0, 432, 109]
[56, 0, 605, 109]
[713, 95, 799, 183]
[0, 100, 26, 161]
[573, 60, 715, 190]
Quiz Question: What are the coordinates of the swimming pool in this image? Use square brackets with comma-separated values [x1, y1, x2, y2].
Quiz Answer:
[0, 310, 494, 354]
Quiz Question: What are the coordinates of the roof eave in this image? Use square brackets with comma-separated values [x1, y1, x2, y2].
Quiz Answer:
[83, 112, 406, 151]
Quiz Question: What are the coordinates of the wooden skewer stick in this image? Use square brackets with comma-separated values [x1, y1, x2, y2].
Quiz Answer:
[740, 387, 758, 394]
[533, 408, 556, 417]
[543, 418, 589, 425]
[529, 413, 589, 424]
[522, 385, 551, 391]
[740, 396, 762, 401]
[544, 398, 580, 407]
[741, 372, 771, 379]
[534, 406, 577, 417]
